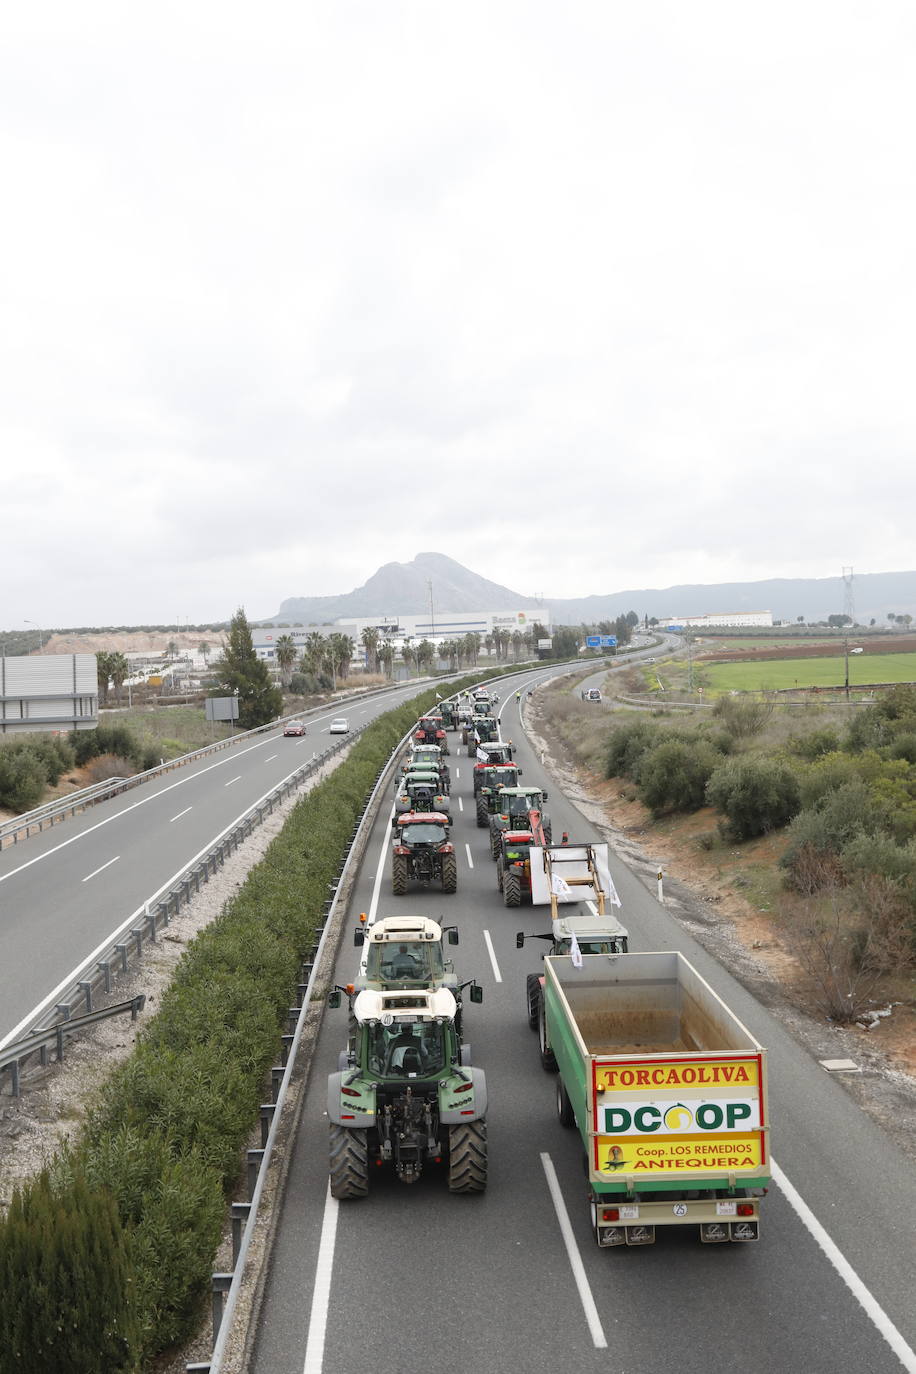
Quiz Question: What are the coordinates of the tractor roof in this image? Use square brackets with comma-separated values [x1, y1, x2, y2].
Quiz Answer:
[366, 915, 443, 944]
[552, 912, 629, 941]
[503, 830, 534, 843]
[396, 811, 450, 826]
[353, 986, 457, 1024]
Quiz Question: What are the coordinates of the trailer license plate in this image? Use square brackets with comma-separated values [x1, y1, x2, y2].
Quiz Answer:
[716, 1202, 737, 1216]
[619, 1205, 639, 1220]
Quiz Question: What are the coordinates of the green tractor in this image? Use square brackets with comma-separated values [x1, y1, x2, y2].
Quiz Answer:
[394, 769, 451, 818]
[488, 787, 551, 858]
[462, 715, 499, 754]
[326, 986, 487, 1196]
[437, 699, 458, 730]
[473, 763, 522, 827]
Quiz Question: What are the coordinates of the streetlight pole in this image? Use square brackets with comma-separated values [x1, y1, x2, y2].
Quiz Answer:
[23, 619, 44, 653]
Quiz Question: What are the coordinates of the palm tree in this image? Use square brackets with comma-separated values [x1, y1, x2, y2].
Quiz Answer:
[302, 632, 327, 677]
[416, 639, 436, 673]
[109, 652, 129, 705]
[378, 639, 395, 679]
[275, 634, 297, 688]
[96, 651, 114, 705]
[198, 640, 211, 666]
[484, 633, 494, 659]
[361, 626, 380, 674]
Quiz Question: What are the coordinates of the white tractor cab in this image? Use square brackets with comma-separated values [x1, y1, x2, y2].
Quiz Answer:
[352, 914, 459, 992]
[326, 984, 488, 1194]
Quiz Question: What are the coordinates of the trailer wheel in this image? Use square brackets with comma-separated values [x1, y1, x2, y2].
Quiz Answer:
[476, 795, 490, 828]
[391, 854, 408, 896]
[538, 999, 557, 1072]
[447, 1119, 488, 1193]
[556, 1078, 575, 1128]
[329, 1124, 369, 1199]
[526, 975, 541, 1030]
[441, 852, 458, 894]
[503, 873, 522, 907]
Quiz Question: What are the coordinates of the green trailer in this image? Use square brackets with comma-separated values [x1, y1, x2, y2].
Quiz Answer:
[541, 951, 770, 1247]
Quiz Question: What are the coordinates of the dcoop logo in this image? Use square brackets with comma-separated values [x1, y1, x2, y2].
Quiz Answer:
[603, 1100, 757, 1136]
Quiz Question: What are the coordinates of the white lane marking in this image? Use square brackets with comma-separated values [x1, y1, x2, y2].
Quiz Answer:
[465, 843, 474, 869]
[265, 753, 278, 762]
[457, 796, 463, 812]
[454, 767, 460, 779]
[482, 929, 502, 983]
[0, 732, 295, 887]
[770, 1159, 916, 1373]
[82, 856, 120, 883]
[0, 760, 326, 1052]
[224, 775, 242, 787]
[302, 1184, 339, 1374]
[170, 807, 192, 823]
[367, 801, 396, 926]
[540, 1153, 607, 1349]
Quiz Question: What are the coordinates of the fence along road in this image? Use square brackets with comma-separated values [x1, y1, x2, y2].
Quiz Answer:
[248, 679, 916, 1374]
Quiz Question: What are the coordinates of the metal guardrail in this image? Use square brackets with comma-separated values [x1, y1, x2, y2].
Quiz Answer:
[0, 997, 146, 1096]
[0, 728, 366, 1095]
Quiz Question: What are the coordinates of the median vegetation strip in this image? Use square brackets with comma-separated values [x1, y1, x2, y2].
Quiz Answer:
[0, 667, 528, 1374]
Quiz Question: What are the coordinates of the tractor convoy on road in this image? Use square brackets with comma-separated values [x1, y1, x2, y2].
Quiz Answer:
[325, 678, 772, 1242]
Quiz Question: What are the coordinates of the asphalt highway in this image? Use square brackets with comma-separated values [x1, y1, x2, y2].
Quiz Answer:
[250, 679, 916, 1374]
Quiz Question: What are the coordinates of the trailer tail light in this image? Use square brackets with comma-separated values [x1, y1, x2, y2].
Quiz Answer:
[737, 1203, 754, 1216]
[601, 1208, 619, 1222]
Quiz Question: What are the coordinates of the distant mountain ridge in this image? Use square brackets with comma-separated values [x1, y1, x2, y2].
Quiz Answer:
[261, 555, 916, 627]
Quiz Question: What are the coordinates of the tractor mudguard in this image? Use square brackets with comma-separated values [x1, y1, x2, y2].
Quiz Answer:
[327, 1071, 377, 1128]
[439, 1067, 488, 1124]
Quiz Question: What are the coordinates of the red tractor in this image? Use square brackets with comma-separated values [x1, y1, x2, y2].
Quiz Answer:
[391, 812, 458, 895]
[414, 715, 449, 754]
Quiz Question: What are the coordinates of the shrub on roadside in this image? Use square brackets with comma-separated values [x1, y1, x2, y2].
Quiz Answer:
[637, 739, 721, 816]
[0, 747, 47, 811]
[605, 719, 670, 781]
[706, 757, 801, 841]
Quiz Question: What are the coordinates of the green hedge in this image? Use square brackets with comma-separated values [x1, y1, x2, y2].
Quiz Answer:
[0, 667, 522, 1369]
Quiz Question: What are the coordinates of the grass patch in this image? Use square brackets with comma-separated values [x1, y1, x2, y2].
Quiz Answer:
[703, 653, 916, 694]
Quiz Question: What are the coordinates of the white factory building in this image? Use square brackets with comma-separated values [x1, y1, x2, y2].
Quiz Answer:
[665, 610, 773, 630]
[253, 609, 548, 661]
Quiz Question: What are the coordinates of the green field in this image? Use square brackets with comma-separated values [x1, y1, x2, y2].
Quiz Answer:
[701, 653, 916, 693]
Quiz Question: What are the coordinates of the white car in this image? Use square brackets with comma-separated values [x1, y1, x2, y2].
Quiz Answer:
[329, 717, 349, 734]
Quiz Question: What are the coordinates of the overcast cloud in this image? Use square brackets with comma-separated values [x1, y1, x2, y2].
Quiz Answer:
[3, 1, 915, 626]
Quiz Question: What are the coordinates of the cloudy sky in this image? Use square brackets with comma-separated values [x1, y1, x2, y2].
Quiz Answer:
[3, 1, 915, 627]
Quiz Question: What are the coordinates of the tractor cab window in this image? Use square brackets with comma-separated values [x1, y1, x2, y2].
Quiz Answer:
[367, 1020, 447, 1077]
[399, 823, 447, 846]
[365, 942, 445, 983]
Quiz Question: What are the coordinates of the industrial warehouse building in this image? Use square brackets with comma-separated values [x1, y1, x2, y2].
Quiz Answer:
[665, 610, 773, 630]
[253, 609, 548, 661]
[0, 654, 98, 734]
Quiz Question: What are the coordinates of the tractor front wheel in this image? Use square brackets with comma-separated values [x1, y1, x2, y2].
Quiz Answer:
[489, 821, 502, 861]
[392, 853, 409, 896]
[447, 1119, 488, 1193]
[329, 1124, 369, 1199]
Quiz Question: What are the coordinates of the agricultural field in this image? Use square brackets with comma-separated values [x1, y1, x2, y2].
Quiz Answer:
[698, 636, 840, 651]
[701, 652, 916, 694]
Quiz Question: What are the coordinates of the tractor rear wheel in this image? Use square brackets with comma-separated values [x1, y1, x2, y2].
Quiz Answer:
[538, 997, 557, 1072]
[329, 1124, 369, 1199]
[543, 820, 552, 844]
[476, 794, 490, 828]
[503, 873, 522, 907]
[441, 852, 458, 894]
[496, 858, 505, 892]
[447, 1119, 488, 1193]
[392, 853, 409, 896]
[526, 975, 541, 1029]
[489, 821, 502, 861]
